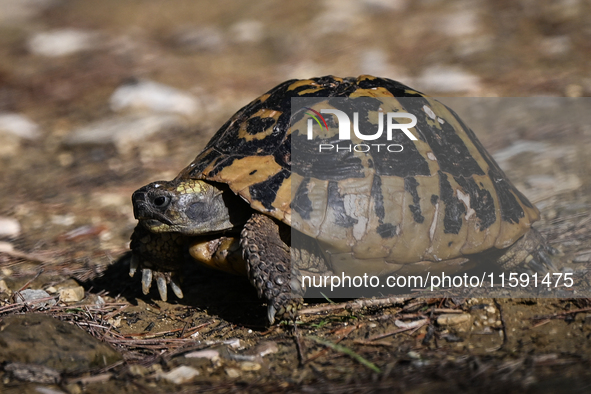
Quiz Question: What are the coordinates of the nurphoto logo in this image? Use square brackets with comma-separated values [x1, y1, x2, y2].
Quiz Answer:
[305, 106, 418, 153]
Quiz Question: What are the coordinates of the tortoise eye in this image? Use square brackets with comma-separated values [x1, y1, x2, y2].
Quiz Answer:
[153, 196, 169, 207]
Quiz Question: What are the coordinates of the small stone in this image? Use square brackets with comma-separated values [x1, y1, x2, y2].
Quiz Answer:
[184, 349, 220, 362]
[110, 79, 200, 117]
[64, 114, 185, 155]
[28, 29, 97, 57]
[225, 367, 241, 378]
[0, 280, 11, 295]
[239, 361, 261, 371]
[16, 289, 57, 307]
[229, 20, 264, 44]
[417, 65, 481, 93]
[159, 366, 200, 384]
[439, 10, 480, 37]
[172, 26, 225, 52]
[485, 306, 496, 314]
[58, 286, 85, 303]
[128, 364, 149, 377]
[244, 341, 279, 358]
[0, 113, 40, 139]
[437, 313, 471, 326]
[0, 241, 15, 253]
[573, 253, 591, 263]
[539, 36, 571, 57]
[0, 217, 21, 237]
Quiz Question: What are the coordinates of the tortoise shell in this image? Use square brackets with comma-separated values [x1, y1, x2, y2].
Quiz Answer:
[175, 75, 539, 274]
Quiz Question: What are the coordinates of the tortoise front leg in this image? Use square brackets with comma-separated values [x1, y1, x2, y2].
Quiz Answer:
[129, 223, 185, 301]
[240, 213, 304, 324]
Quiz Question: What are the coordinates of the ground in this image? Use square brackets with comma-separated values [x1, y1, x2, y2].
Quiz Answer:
[1, 0, 591, 393]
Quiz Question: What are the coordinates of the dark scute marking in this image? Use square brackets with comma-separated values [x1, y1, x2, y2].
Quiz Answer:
[327, 181, 357, 228]
[358, 77, 425, 98]
[291, 131, 365, 180]
[446, 107, 531, 221]
[245, 116, 277, 135]
[399, 97, 486, 178]
[187, 149, 223, 178]
[448, 241, 453, 247]
[248, 168, 290, 211]
[453, 176, 496, 230]
[293, 177, 313, 220]
[431, 194, 439, 205]
[489, 172, 525, 224]
[404, 177, 424, 224]
[438, 171, 465, 234]
[249, 170, 257, 175]
[207, 155, 238, 178]
[372, 175, 385, 221]
[377, 223, 397, 239]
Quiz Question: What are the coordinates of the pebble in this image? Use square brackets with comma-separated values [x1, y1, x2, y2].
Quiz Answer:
[439, 10, 480, 37]
[417, 65, 481, 93]
[159, 366, 200, 384]
[58, 286, 85, 302]
[63, 114, 185, 154]
[184, 349, 221, 362]
[0, 217, 21, 237]
[0, 279, 11, 294]
[539, 36, 571, 57]
[230, 20, 264, 44]
[573, 253, 591, 263]
[225, 367, 241, 378]
[15, 289, 57, 307]
[437, 313, 471, 326]
[172, 26, 225, 52]
[0, 241, 15, 252]
[28, 29, 98, 57]
[0, 113, 40, 139]
[110, 79, 200, 117]
[239, 361, 262, 371]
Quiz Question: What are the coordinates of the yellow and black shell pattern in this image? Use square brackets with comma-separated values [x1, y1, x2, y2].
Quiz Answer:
[176, 75, 539, 274]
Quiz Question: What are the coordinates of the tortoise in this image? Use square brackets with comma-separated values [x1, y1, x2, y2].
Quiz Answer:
[130, 75, 554, 323]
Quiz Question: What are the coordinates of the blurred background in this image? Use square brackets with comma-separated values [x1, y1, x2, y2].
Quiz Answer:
[1, 0, 589, 251]
[0, 0, 590, 390]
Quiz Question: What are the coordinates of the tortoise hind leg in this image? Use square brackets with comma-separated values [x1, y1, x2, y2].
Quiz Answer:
[240, 213, 304, 324]
[497, 228, 557, 272]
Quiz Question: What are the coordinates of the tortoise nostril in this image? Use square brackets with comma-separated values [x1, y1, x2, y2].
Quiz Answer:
[153, 196, 168, 207]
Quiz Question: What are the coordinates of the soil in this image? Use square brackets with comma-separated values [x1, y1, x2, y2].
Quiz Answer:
[1, 1, 591, 393]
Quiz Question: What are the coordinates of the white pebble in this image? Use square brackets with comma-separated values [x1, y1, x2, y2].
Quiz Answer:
[159, 366, 199, 384]
[417, 65, 481, 93]
[230, 20, 264, 44]
[110, 79, 200, 117]
[16, 289, 57, 307]
[28, 29, 97, 57]
[64, 114, 185, 155]
[0, 217, 21, 237]
[0, 113, 40, 139]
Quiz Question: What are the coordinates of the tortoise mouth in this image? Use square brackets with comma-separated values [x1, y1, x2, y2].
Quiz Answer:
[133, 200, 175, 226]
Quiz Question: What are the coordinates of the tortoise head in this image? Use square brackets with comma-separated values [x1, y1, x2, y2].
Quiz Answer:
[132, 179, 250, 235]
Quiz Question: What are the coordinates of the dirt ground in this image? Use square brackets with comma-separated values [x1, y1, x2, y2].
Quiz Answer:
[1, 0, 591, 393]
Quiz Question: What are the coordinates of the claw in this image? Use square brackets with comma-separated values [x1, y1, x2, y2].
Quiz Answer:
[129, 254, 139, 277]
[157, 276, 168, 302]
[170, 276, 184, 299]
[267, 305, 276, 325]
[527, 258, 547, 273]
[141, 268, 153, 295]
[539, 251, 557, 271]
